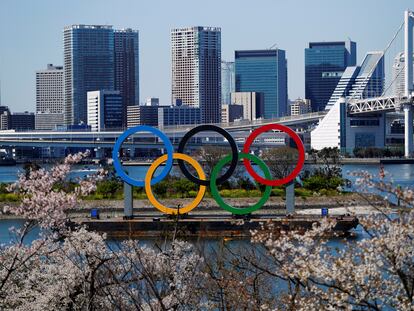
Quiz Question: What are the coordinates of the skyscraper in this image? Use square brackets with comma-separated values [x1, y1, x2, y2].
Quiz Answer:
[35, 64, 64, 130]
[171, 26, 221, 123]
[221, 61, 235, 105]
[114, 29, 139, 126]
[63, 25, 115, 125]
[36, 64, 64, 114]
[235, 49, 288, 118]
[305, 40, 357, 111]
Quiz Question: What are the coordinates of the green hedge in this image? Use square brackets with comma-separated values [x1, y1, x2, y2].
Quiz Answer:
[0, 171, 346, 202]
[219, 189, 262, 198]
[271, 188, 284, 197]
[0, 193, 19, 202]
[302, 175, 343, 192]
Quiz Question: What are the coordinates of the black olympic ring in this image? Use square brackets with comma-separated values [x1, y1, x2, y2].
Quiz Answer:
[177, 124, 239, 186]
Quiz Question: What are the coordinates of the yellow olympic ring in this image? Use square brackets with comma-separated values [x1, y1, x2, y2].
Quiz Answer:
[145, 153, 206, 214]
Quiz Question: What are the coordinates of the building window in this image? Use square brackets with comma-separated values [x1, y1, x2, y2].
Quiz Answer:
[350, 119, 380, 126]
[355, 133, 375, 147]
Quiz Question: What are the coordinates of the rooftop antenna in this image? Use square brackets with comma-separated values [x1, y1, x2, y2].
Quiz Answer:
[268, 43, 278, 50]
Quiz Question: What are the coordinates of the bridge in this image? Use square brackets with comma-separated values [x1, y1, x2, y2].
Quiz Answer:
[346, 10, 414, 157]
[310, 10, 414, 156]
[347, 96, 412, 115]
[0, 111, 325, 151]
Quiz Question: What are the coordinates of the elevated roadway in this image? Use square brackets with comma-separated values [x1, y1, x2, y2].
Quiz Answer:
[0, 112, 325, 149]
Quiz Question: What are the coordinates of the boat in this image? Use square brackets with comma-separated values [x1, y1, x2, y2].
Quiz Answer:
[0, 150, 16, 166]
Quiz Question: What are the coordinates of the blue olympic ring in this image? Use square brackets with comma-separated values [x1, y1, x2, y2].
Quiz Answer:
[112, 125, 174, 187]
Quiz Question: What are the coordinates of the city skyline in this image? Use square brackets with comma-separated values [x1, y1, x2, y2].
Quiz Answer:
[0, 0, 412, 112]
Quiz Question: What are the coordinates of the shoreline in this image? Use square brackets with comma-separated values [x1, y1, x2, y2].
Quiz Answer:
[5, 157, 414, 166]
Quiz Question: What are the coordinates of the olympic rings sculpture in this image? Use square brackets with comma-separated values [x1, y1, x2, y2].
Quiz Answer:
[112, 124, 305, 215]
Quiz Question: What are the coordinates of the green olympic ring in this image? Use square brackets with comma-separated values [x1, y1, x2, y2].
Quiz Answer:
[210, 152, 272, 215]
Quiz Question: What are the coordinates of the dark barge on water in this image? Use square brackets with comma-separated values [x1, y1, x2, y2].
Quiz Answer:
[79, 214, 359, 238]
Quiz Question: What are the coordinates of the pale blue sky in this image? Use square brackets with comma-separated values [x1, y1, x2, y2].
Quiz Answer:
[0, 0, 412, 112]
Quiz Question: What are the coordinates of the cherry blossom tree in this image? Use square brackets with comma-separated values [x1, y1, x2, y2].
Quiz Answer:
[1, 152, 414, 310]
[246, 170, 414, 310]
[4, 151, 103, 231]
[0, 153, 205, 310]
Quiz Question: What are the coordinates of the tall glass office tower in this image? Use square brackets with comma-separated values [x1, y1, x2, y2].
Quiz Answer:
[305, 40, 356, 111]
[114, 29, 139, 127]
[235, 49, 287, 118]
[171, 26, 221, 123]
[221, 61, 235, 105]
[63, 25, 115, 125]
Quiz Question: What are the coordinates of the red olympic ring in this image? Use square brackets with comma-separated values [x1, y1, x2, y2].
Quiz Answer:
[242, 124, 305, 186]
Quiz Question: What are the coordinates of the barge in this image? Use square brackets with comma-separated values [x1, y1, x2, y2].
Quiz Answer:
[79, 214, 359, 238]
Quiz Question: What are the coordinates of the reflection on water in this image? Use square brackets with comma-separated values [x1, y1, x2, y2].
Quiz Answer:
[344, 163, 414, 188]
[0, 218, 370, 247]
[343, 163, 414, 205]
[0, 219, 41, 245]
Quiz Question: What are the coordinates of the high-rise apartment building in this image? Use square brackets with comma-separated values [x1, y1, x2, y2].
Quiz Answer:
[0, 112, 9, 131]
[171, 26, 221, 123]
[36, 64, 64, 113]
[235, 49, 287, 118]
[87, 90, 123, 131]
[35, 64, 64, 130]
[63, 25, 115, 125]
[305, 40, 357, 111]
[289, 98, 312, 116]
[221, 61, 235, 105]
[0, 106, 10, 130]
[114, 29, 139, 126]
